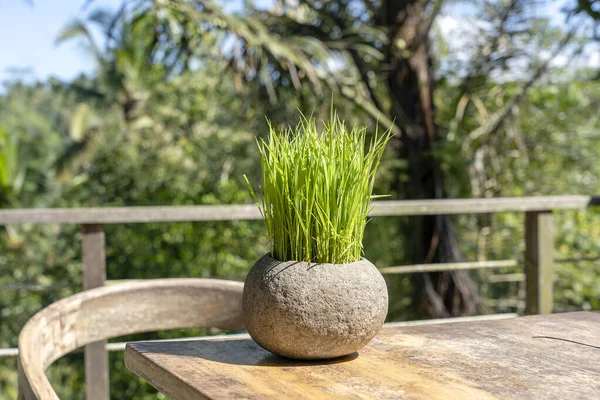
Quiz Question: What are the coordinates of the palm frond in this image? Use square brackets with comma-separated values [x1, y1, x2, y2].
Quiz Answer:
[55, 20, 104, 63]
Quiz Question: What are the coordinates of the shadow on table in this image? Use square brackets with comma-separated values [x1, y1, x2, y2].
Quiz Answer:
[133, 338, 358, 367]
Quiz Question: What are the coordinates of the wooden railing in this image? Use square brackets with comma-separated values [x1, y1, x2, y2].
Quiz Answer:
[1, 195, 599, 400]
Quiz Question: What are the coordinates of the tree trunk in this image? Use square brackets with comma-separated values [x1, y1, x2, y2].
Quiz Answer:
[385, 0, 480, 318]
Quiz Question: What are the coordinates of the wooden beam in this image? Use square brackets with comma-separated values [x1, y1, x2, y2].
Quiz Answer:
[0, 196, 596, 225]
[81, 224, 109, 400]
[368, 196, 597, 217]
[0, 348, 19, 357]
[0, 283, 75, 291]
[488, 273, 526, 283]
[524, 212, 554, 315]
[379, 260, 518, 274]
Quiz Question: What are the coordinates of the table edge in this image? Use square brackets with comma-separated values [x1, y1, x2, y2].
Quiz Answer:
[125, 344, 212, 400]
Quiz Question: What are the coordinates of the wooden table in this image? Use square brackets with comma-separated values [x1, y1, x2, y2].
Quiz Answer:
[125, 312, 600, 399]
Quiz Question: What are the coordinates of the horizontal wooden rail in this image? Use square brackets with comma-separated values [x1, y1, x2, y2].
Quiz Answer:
[486, 299, 525, 308]
[0, 195, 597, 225]
[369, 195, 599, 217]
[379, 260, 518, 274]
[0, 283, 77, 291]
[488, 273, 526, 283]
[0, 348, 18, 357]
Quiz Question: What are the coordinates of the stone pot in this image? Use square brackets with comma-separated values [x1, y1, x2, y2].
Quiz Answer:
[242, 254, 388, 360]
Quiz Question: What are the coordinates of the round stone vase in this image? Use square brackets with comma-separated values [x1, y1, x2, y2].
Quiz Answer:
[242, 254, 388, 360]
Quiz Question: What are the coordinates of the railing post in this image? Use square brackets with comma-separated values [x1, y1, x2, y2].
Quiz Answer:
[81, 224, 109, 400]
[524, 211, 554, 314]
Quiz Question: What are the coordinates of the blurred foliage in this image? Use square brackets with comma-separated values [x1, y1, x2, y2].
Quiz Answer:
[1, 0, 600, 398]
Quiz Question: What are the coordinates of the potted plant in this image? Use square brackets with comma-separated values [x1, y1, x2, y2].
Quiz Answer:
[243, 111, 392, 360]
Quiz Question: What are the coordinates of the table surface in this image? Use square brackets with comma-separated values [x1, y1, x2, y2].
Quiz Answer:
[125, 312, 600, 399]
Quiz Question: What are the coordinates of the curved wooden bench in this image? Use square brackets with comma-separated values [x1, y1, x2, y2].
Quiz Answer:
[17, 278, 245, 400]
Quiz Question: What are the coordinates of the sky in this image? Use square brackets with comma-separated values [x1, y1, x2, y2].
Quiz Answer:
[0, 0, 594, 84]
[0, 0, 276, 83]
[0, 0, 123, 83]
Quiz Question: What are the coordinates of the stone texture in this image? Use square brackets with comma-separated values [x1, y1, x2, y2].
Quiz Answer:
[242, 254, 388, 359]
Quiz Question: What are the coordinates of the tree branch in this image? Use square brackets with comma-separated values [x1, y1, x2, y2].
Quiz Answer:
[337, 84, 401, 136]
[349, 49, 385, 115]
[459, 0, 520, 95]
[467, 30, 574, 140]
[422, 0, 445, 37]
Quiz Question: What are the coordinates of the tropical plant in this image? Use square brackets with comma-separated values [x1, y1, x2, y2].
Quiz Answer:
[106, 0, 578, 317]
[0, 126, 25, 207]
[246, 111, 392, 264]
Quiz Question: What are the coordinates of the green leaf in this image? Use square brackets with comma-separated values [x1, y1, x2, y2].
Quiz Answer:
[69, 103, 92, 142]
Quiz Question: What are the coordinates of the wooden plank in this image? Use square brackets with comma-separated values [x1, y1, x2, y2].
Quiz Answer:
[488, 273, 525, 283]
[125, 312, 600, 400]
[0, 195, 596, 225]
[485, 298, 525, 308]
[368, 195, 597, 216]
[82, 225, 106, 290]
[0, 282, 75, 291]
[0, 348, 19, 357]
[81, 224, 109, 400]
[0, 204, 261, 225]
[383, 313, 518, 327]
[525, 211, 554, 314]
[380, 259, 517, 274]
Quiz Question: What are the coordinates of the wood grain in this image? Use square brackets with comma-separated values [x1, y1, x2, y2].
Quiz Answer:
[525, 212, 554, 314]
[379, 259, 518, 274]
[126, 312, 600, 400]
[17, 279, 244, 400]
[81, 224, 109, 400]
[0, 196, 596, 225]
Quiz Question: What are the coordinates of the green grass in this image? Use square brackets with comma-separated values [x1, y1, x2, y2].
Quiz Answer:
[245, 111, 392, 264]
